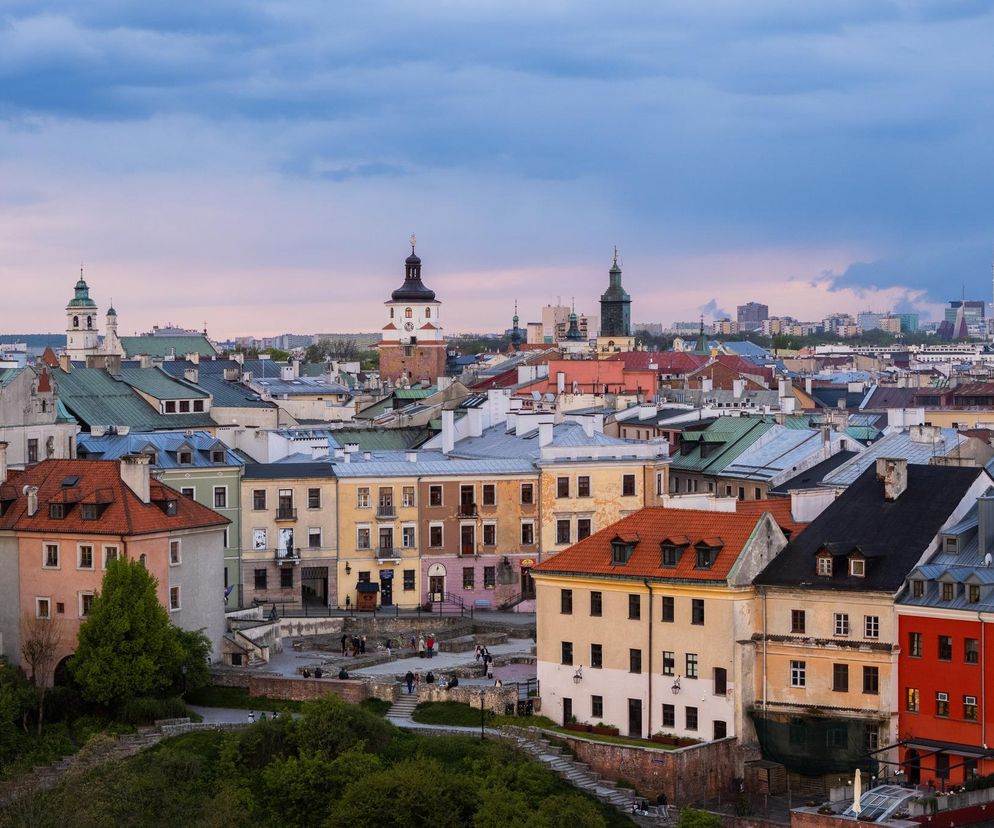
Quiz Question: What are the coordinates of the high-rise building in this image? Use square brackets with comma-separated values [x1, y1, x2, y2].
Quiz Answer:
[736, 302, 769, 331]
[945, 300, 986, 338]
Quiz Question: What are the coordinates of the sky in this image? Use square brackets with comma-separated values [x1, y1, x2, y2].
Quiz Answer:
[2, 1, 994, 338]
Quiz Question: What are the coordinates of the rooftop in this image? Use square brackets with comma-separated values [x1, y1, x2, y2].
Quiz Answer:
[77, 431, 243, 469]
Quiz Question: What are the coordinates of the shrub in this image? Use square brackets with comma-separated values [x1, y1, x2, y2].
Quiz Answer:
[118, 696, 187, 725]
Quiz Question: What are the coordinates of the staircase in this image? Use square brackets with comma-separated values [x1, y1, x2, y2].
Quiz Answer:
[387, 692, 419, 720]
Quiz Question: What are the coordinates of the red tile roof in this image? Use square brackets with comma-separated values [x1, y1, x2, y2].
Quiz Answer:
[0, 459, 229, 536]
[610, 351, 707, 375]
[533, 503, 807, 581]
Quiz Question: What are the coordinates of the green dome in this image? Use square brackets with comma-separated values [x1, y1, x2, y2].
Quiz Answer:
[67, 276, 97, 309]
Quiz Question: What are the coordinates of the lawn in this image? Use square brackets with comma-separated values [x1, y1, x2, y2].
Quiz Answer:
[183, 685, 304, 713]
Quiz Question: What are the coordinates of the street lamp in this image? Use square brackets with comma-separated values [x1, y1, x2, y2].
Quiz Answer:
[480, 689, 486, 742]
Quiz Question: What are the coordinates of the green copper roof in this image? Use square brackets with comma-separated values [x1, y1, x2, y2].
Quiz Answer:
[118, 335, 218, 359]
[67, 277, 97, 309]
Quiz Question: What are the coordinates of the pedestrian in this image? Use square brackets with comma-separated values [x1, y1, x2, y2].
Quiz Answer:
[474, 644, 482, 661]
[481, 656, 489, 677]
[418, 635, 426, 658]
[657, 792, 668, 819]
[414, 669, 421, 688]
[425, 671, 435, 684]
[248, 710, 255, 722]
[260, 711, 268, 721]
[410, 634, 416, 650]
[405, 670, 415, 694]
[314, 666, 323, 678]
[302, 668, 311, 678]
[340, 634, 347, 655]
[426, 634, 435, 658]
[360, 635, 367, 654]
[345, 595, 351, 613]
[352, 636, 360, 656]
[339, 667, 349, 680]
[494, 678, 502, 688]
[448, 676, 459, 689]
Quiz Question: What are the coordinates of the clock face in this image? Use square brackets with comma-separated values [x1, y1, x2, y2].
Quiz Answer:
[403, 321, 415, 331]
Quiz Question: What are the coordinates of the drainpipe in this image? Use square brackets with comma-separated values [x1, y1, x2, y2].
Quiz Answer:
[761, 586, 768, 710]
[644, 579, 653, 738]
[981, 611, 988, 756]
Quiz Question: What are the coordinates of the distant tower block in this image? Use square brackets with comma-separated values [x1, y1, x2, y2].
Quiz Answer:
[379, 237, 446, 385]
[596, 247, 635, 357]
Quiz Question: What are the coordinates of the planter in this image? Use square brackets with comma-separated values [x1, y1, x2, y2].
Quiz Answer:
[591, 725, 620, 736]
[565, 722, 591, 733]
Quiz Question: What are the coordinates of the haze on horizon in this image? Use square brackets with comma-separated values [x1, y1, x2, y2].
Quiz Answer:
[2, 1, 994, 339]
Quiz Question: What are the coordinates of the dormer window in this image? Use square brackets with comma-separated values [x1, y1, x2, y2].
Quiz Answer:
[969, 584, 981, 604]
[661, 543, 680, 567]
[944, 536, 958, 553]
[849, 558, 865, 577]
[48, 503, 65, 519]
[911, 579, 924, 598]
[695, 545, 718, 570]
[942, 581, 954, 601]
[81, 503, 100, 521]
[164, 401, 176, 413]
[816, 553, 833, 577]
[611, 537, 637, 565]
[178, 451, 193, 465]
[211, 450, 226, 464]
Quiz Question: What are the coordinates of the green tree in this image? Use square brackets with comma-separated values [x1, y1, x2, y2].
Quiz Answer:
[677, 807, 723, 828]
[70, 558, 184, 706]
[167, 628, 212, 697]
[297, 695, 393, 758]
[535, 793, 607, 827]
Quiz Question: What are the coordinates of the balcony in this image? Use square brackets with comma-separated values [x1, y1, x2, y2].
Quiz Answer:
[376, 506, 396, 518]
[458, 503, 478, 517]
[275, 507, 297, 521]
[460, 543, 476, 557]
[375, 546, 401, 562]
[275, 548, 300, 566]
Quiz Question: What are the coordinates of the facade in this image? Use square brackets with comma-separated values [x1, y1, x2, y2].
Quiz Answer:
[737, 302, 769, 331]
[0, 366, 78, 469]
[240, 463, 338, 610]
[0, 453, 228, 676]
[379, 240, 446, 385]
[596, 251, 634, 356]
[532, 501, 800, 740]
[751, 460, 992, 782]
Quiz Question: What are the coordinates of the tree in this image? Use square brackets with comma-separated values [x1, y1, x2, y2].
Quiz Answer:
[296, 695, 393, 759]
[70, 558, 185, 706]
[677, 807, 723, 828]
[20, 612, 64, 732]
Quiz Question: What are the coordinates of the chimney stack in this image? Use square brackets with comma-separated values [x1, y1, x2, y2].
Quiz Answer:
[441, 410, 455, 454]
[58, 353, 72, 373]
[184, 367, 199, 385]
[0, 442, 7, 485]
[538, 422, 554, 447]
[977, 496, 994, 559]
[120, 453, 151, 504]
[25, 485, 39, 517]
[876, 457, 908, 502]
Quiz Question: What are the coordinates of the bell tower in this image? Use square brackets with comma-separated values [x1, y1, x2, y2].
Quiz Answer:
[65, 268, 100, 360]
[596, 247, 635, 357]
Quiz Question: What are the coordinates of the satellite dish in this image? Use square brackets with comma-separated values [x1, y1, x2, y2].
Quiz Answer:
[985, 552, 992, 568]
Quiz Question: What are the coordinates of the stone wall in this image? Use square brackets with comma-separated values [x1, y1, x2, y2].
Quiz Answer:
[553, 733, 741, 804]
[416, 684, 518, 712]
[248, 675, 368, 703]
[277, 617, 345, 638]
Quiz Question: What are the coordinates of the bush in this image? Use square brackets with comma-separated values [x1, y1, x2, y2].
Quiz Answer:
[677, 808, 722, 828]
[118, 696, 187, 725]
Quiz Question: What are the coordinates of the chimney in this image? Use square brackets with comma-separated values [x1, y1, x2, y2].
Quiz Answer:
[910, 425, 941, 444]
[25, 485, 39, 516]
[467, 407, 483, 438]
[876, 457, 908, 502]
[0, 442, 6, 484]
[231, 352, 244, 365]
[120, 453, 151, 503]
[780, 397, 796, 414]
[978, 496, 994, 560]
[442, 409, 455, 454]
[701, 378, 713, 393]
[363, 451, 372, 461]
[820, 424, 831, 447]
[223, 367, 240, 381]
[187, 351, 200, 365]
[184, 367, 199, 385]
[557, 372, 566, 395]
[579, 417, 594, 438]
[333, 447, 346, 460]
[311, 444, 326, 460]
[345, 442, 359, 454]
[538, 422, 554, 446]
[406, 451, 418, 463]
[778, 379, 792, 398]
[732, 378, 744, 399]
[280, 365, 294, 381]
[805, 377, 813, 395]
[291, 359, 300, 378]
[58, 353, 72, 373]
[638, 403, 655, 421]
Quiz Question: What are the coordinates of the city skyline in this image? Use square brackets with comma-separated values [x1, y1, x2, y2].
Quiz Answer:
[3, 2, 994, 337]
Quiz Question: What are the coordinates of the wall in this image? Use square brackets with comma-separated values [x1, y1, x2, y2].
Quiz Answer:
[379, 342, 447, 385]
[170, 526, 226, 660]
[0, 535, 20, 664]
[417, 683, 518, 712]
[248, 674, 368, 703]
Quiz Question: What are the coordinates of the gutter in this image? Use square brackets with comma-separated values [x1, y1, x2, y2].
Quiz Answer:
[761, 585, 768, 710]
[644, 578, 653, 739]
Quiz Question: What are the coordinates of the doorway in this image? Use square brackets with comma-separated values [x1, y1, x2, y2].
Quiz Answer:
[521, 568, 535, 599]
[301, 567, 328, 606]
[905, 749, 921, 785]
[563, 697, 573, 726]
[628, 698, 642, 739]
[380, 569, 394, 606]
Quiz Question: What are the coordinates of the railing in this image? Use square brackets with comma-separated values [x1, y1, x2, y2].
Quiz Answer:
[275, 507, 297, 520]
[458, 503, 478, 517]
[423, 590, 473, 617]
[274, 548, 300, 563]
[376, 506, 396, 518]
[375, 546, 399, 560]
[460, 543, 476, 556]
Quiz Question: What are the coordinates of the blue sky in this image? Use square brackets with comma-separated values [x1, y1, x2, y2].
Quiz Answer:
[2, 1, 994, 337]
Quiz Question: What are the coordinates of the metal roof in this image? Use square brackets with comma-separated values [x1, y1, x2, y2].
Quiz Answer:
[720, 427, 849, 483]
[821, 427, 966, 487]
[118, 366, 209, 400]
[77, 431, 243, 468]
[669, 417, 776, 473]
[119, 335, 217, 359]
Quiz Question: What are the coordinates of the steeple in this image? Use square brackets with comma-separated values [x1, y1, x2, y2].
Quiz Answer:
[391, 234, 436, 301]
[599, 247, 631, 338]
[693, 314, 709, 354]
[510, 300, 524, 346]
[565, 299, 584, 341]
[68, 266, 97, 309]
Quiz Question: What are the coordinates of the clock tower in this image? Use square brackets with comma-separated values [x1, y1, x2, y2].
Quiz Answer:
[379, 237, 446, 385]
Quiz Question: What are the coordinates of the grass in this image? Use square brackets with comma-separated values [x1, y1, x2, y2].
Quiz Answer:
[550, 727, 678, 750]
[183, 685, 304, 713]
[360, 697, 392, 717]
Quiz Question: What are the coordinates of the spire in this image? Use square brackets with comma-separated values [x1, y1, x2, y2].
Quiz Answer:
[693, 313, 709, 354]
[392, 235, 436, 301]
[510, 299, 523, 346]
[599, 247, 631, 337]
[564, 299, 584, 341]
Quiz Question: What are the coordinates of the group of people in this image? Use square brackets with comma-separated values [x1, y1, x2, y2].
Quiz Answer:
[404, 668, 450, 693]
[247, 710, 280, 722]
[475, 645, 495, 679]
[340, 633, 367, 657]
[301, 666, 324, 678]
[414, 633, 436, 658]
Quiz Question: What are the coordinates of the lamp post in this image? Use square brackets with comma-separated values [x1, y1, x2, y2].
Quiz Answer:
[480, 689, 486, 742]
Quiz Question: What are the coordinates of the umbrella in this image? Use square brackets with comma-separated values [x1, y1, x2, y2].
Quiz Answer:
[853, 768, 862, 815]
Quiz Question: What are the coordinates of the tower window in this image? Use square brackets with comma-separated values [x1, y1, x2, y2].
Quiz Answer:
[405, 307, 413, 318]
[425, 307, 431, 318]
[73, 316, 79, 328]
[390, 308, 394, 317]
[86, 316, 93, 329]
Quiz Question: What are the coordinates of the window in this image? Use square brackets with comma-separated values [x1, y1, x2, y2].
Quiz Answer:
[628, 594, 640, 620]
[969, 584, 981, 604]
[817, 555, 832, 576]
[833, 663, 849, 693]
[482, 484, 496, 506]
[403, 486, 416, 508]
[714, 667, 727, 695]
[864, 616, 879, 639]
[827, 726, 847, 749]
[590, 591, 602, 617]
[27, 439, 38, 464]
[556, 519, 571, 545]
[591, 643, 603, 669]
[402, 525, 416, 548]
[181, 487, 195, 499]
[169, 586, 180, 611]
[561, 589, 573, 614]
[661, 544, 680, 567]
[906, 688, 919, 712]
[357, 526, 371, 549]
[662, 704, 675, 727]
[630, 649, 642, 674]
[577, 476, 590, 497]
[686, 653, 698, 679]
[909, 632, 922, 657]
[308, 488, 321, 509]
[56, 602, 64, 615]
[939, 635, 953, 661]
[691, 599, 705, 625]
[557, 477, 570, 498]
[662, 651, 675, 676]
[254, 569, 267, 590]
[78, 545, 94, 569]
[864, 728, 879, 752]
[81, 503, 99, 520]
[561, 642, 573, 665]
[80, 593, 95, 617]
[36, 598, 50, 619]
[308, 528, 322, 549]
[253, 490, 266, 510]
[966, 638, 980, 665]
[591, 695, 603, 718]
[964, 696, 979, 721]
[213, 486, 226, 508]
[576, 518, 592, 540]
[790, 610, 806, 634]
[936, 692, 950, 717]
[936, 754, 950, 781]
[357, 487, 371, 508]
[429, 485, 442, 506]
[863, 666, 879, 695]
[164, 400, 176, 414]
[166, 539, 180, 565]
[911, 579, 924, 598]
[790, 660, 806, 688]
[211, 449, 225, 463]
[280, 568, 293, 589]
[49, 503, 65, 519]
[178, 450, 192, 464]
[521, 522, 535, 545]
[622, 474, 636, 497]
[405, 307, 412, 318]
[483, 566, 496, 589]
[695, 546, 716, 569]
[685, 707, 698, 731]
[43, 544, 59, 568]
[850, 558, 866, 577]
[463, 567, 475, 590]
[662, 596, 674, 622]
[942, 581, 954, 601]
[520, 483, 534, 504]
[482, 523, 496, 546]
[834, 613, 850, 636]
[103, 546, 119, 567]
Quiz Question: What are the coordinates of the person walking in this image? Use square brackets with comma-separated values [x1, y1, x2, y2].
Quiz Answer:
[418, 635, 426, 658]
[425, 671, 435, 684]
[360, 635, 367, 654]
[405, 670, 415, 694]
[414, 669, 421, 688]
[340, 634, 348, 655]
[426, 634, 435, 658]
[474, 644, 482, 662]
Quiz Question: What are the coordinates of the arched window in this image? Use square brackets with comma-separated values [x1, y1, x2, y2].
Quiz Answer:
[73, 316, 79, 328]
[425, 308, 431, 318]
[405, 308, 413, 318]
[86, 316, 92, 329]
[390, 308, 394, 318]
[139, 553, 147, 569]
[41, 400, 47, 413]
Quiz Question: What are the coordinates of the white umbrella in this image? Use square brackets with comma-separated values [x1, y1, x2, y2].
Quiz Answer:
[853, 768, 863, 816]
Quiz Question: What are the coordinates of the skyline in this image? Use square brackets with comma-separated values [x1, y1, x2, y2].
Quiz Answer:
[3, 2, 994, 337]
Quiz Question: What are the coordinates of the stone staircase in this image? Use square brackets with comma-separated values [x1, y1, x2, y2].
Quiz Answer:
[387, 692, 419, 720]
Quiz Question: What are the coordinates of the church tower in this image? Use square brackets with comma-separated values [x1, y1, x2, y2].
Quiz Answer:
[379, 237, 446, 385]
[596, 248, 635, 357]
[65, 268, 100, 360]
[103, 300, 124, 356]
